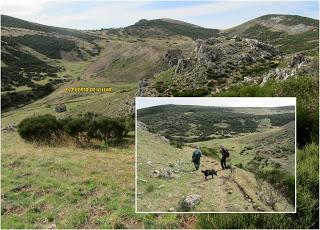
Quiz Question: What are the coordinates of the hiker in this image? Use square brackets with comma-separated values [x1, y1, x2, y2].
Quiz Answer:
[192, 146, 202, 170]
[220, 145, 230, 170]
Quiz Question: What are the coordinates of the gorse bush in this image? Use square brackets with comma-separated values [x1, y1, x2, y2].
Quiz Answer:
[18, 113, 134, 146]
[17, 114, 61, 143]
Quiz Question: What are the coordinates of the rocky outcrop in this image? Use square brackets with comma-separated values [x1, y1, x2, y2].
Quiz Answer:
[137, 121, 148, 131]
[288, 53, 309, 68]
[260, 53, 311, 86]
[193, 37, 279, 68]
[1, 124, 17, 132]
[164, 49, 184, 66]
[137, 36, 315, 97]
[175, 58, 193, 74]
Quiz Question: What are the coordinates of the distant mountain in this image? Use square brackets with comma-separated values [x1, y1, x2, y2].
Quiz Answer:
[222, 14, 319, 54]
[1, 15, 98, 40]
[107, 18, 219, 40]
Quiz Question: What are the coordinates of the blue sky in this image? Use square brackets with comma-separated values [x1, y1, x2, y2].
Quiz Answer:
[136, 97, 296, 109]
[2, 1, 319, 30]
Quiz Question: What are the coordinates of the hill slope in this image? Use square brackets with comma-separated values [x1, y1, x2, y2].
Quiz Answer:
[137, 105, 295, 142]
[1, 15, 103, 111]
[107, 18, 219, 40]
[1, 14, 318, 113]
[137, 128, 294, 212]
[222, 14, 319, 54]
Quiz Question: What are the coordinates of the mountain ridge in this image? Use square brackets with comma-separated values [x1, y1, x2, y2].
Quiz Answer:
[1, 14, 318, 112]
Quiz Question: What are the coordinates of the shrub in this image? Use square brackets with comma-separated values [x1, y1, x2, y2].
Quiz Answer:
[17, 114, 61, 143]
[170, 140, 184, 149]
[201, 147, 219, 159]
[256, 168, 295, 204]
[146, 184, 155, 193]
[63, 118, 86, 137]
[18, 113, 130, 146]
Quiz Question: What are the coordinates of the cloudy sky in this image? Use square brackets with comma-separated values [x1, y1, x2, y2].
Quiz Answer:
[1, 0, 318, 30]
[136, 97, 296, 109]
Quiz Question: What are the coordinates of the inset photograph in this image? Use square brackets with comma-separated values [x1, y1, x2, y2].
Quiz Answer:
[136, 97, 296, 213]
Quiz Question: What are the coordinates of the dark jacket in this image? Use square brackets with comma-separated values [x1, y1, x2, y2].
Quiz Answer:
[192, 149, 202, 160]
[221, 148, 229, 158]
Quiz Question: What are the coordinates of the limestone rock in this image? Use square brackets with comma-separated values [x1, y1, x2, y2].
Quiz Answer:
[178, 194, 201, 211]
[164, 49, 183, 66]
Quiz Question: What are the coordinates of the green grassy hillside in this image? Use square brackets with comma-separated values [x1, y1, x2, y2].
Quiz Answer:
[1, 15, 97, 41]
[107, 18, 219, 40]
[137, 128, 294, 212]
[1, 131, 197, 229]
[1, 15, 102, 111]
[1, 13, 318, 228]
[222, 14, 319, 54]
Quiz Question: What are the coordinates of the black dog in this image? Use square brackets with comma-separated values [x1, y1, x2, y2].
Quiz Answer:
[201, 169, 217, 180]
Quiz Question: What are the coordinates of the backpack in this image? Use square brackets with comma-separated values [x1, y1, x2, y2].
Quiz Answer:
[223, 148, 230, 158]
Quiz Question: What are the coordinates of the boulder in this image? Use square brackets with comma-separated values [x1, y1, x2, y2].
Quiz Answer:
[232, 35, 242, 41]
[159, 168, 175, 178]
[158, 184, 165, 189]
[243, 76, 254, 83]
[178, 194, 201, 211]
[55, 104, 66, 113]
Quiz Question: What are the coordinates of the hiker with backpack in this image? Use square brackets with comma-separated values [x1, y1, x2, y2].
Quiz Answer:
[220, 145, 230, 170]
[192, 146, 202, 170]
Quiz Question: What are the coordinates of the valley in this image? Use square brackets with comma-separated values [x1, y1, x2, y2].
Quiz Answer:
[136, 104, 295, 212]
[1, 11, 318, 229]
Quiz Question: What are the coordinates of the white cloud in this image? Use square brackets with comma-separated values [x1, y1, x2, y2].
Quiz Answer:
[0, 1, 270, 29]
[1, 1, 318, 29]
[1, 0, 48, 18]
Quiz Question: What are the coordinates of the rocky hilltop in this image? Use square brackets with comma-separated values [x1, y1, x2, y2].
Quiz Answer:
[137, 35, 316, 97]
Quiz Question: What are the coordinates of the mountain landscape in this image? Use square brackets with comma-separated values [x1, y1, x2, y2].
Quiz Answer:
[1, 14, 319, 113]
[137, 105, 295, 212]
[1, 13, 319, 228]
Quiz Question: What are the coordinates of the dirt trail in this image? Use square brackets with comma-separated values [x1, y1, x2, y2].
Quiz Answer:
[139, 153, 266, 212]
[137, 129, 294, 212]
[180, 153, 266, 212]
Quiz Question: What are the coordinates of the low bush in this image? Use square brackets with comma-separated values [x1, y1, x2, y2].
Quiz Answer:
[201, 146, 219, 159]
[17, 114, 61, 143]
[18, 113, 132, 146]
[256, 168, 295, 204]
[170, 140, 184, 149]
